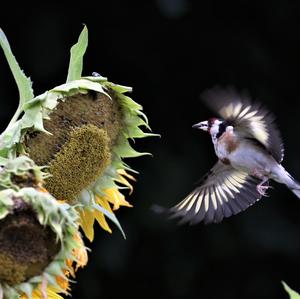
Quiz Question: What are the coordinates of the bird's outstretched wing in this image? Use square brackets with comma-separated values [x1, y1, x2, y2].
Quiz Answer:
[170, 162, 265, 224]
[202, 87, 284, 162]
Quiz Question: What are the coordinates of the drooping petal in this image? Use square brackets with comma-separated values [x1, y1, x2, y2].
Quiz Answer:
[102, 188, 133, 210]
[29, 287, 65, 299]
[79, 209, 95, 242]
[116, 169, 136, 194]
[95, 195, 113, 233]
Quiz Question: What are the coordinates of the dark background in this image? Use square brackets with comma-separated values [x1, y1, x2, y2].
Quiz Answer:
[1, 1, 300, 298]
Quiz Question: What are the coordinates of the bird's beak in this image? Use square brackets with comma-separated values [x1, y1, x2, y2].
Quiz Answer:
[192, 120, 209, 131]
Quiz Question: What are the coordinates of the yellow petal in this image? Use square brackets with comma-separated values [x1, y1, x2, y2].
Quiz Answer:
[79, 209, 95, 242]
[102, 188, 133, 210]
[96, 195, 113, 212]
[117, 169, 136, 181]
[94, 209, 112, 234]
[94, 196, 113, 233]
[22, 286, 65, 299]
[46, 288, 65, 299]
[116, 169, 136, 194]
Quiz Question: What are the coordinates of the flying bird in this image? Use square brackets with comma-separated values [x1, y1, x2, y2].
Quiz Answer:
[170, 87, 300, 224]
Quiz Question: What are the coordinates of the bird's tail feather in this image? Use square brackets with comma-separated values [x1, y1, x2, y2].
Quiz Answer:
[281, 168, 300, 199]
[291, 188, 300, 199]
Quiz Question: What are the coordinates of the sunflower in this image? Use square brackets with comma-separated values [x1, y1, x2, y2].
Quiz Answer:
[22, 74, 155, 240]
[0, 157, 87, 299]
[0, 26, 157, 240]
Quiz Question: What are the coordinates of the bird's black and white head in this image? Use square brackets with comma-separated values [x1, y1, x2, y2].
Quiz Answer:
[193, 118, 227, 140]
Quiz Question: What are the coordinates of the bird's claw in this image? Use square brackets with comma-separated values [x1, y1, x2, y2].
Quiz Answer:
[256, 184, 270, 197]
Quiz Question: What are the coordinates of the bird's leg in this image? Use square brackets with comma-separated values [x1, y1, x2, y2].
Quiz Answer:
[256, 177, 270, 196]
[251, 169, 270, 197]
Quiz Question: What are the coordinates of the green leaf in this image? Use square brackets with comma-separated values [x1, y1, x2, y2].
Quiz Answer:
[21, 103, 46, 132]
[282, 282, 300, 298]
[16, 283, 33, 299]
[2, 288, 20, 299]
[114, 138, 151, 158]
[66, 25, 88, 82]
[0, 208, 10, 220]
[52, 79, 108, 96]
[0, 28, 34, 106]
[108, 83, 132, 94]
[117, 94, 143, 111]
[0, 156, 8, 165]
[0, 120, 22, 149]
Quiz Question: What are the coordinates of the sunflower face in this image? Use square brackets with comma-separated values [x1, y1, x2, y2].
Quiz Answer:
[25, 90, 123, 165]
[41, 124, 112, 201]
[23, 87, 145, 203]
[0, 156, 86, 298]
[0, 186, 84, 298]
[24, 91, 124, 201]
[0, 200, 60, 285]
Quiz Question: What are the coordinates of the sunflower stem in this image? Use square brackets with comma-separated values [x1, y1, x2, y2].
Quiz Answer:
[5, 103, 22, 131]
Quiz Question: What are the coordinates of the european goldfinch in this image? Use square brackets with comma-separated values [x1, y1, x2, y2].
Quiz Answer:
[170, 87, 300, 224]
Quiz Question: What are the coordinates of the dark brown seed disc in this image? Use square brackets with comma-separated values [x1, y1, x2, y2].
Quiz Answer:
[0, 203, 60, 285]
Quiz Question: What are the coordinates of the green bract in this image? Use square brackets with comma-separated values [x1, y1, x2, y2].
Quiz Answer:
[0, 75, 155, 159]
[0, 155, 47, 191]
